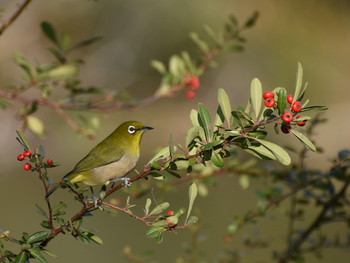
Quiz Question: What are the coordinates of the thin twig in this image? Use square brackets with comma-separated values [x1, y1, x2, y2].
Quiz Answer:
[0, 0, 33, 36]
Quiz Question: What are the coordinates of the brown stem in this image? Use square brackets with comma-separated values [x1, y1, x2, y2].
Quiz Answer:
[282, 179, 350, 261]
[0, 0, 33, 36]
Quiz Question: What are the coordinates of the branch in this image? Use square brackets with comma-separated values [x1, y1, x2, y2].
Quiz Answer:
[0, 0, 33, 36]
[283, 178, 350, 260]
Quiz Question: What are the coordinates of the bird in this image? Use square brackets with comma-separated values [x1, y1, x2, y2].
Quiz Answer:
[46, 121, 153, 198]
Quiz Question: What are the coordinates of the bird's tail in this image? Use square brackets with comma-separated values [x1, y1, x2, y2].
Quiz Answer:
[45, 183, 61, 198]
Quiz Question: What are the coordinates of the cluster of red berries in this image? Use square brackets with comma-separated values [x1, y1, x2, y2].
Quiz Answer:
[17, 149, 54, 171]
[184, 75, 200, 99]
[263, 91, 307, 133]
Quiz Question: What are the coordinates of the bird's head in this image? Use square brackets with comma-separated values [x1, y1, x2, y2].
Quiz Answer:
[112, 121, 153, 150]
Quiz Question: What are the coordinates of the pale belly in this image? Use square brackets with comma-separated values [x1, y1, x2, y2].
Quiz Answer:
[72, 155, 139, 186]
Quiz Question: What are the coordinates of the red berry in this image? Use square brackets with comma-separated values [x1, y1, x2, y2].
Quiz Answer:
[191, 76, 200, 90]
[291, 101, 302, 113]
[24, 163, 32, 171]
[23, 149, 32, 157]
[287, 94, 294, 104]
[47, 159, 54, 166]
[17, 154, 25, 161]
[263, 91, 275, 99]
[167, 210, 174, 216]
[296, 116, 307, 126]
[264, 98, 276, 107]
[282, 112, 293, 123]
[281, 125, 291, 134]
[186, 90, 196, 99]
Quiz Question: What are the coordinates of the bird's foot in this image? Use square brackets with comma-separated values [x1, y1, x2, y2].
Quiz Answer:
[85, 195, 100, 207]
[109, 177, 131, 187]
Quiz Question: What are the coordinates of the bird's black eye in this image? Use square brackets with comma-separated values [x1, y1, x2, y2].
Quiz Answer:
[128, 125, 136, 134]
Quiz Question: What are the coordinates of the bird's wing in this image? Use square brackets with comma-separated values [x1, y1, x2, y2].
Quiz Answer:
[64, 139, 125, 177]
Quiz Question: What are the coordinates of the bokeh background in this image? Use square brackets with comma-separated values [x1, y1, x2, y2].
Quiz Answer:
[1, 0, 350, 262]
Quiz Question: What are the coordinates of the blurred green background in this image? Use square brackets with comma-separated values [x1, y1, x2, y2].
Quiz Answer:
[1, 0, 350, 262]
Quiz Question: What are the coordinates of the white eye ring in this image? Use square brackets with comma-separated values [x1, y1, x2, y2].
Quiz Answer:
[128, 125, 136, 134]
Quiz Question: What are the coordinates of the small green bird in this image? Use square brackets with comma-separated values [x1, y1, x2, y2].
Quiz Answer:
[46, 121, 153, 197]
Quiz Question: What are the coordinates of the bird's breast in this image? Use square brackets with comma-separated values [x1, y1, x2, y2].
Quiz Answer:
[87, 154, 139, 185]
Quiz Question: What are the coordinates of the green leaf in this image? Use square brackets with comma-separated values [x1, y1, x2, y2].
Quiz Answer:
[198, 103, 212, 126]
[214, 105, 225, 129]
[29, 247, 47, 263]
[169, 55, 185, 77]
[156, 233, 164, 244]
[277, 88, 287, 115]
[301, 106, 328, 113]
[218, 88, 232, 126]
[27, 231, 49, 244]
[190, 32, 210, 53]
[13, 52, 37, 78]
[60, 32, 71, 52]
[169, 134, 175, 159]
[244, 145, 276, 160]
[89, 234, 103, 245]
[151, 60, 167, 75]
[204, 25, 219, 45]
[42, 249, 58, 259]
[151, 220, 168, 227]
[35, 204, 47, 217]
[26, 116, 45, 138]
[231, 110, 254, 128]
[190, 109, 200, 126]
[13, 251, 28, 263]
[42, 64, 78, 80]
[41, 22, 59, 45]
[211, 151, 224, 167]
[250, 78, 262, 121]
[146, 226, 166, 239]
[166, 170, 181, 178]
[198, 103, 212, 141]
[181, 51, 196, 74]
[145, 198, 152, 215]
[148, 146, 174, 164]
[290, 129, 317, 152]
[293, 62, 303, 101]
[254, 138, 291, 165]
[186, 183, 198, 223]
[70, 36, 102, 51]
[16, 130, 31, 150]
[185, 126, 199, 147]
[149, 202, 170, 216]
[187, 216, 199, 225]
[0, 97, 9, 109]
[239, 175, 250, 190]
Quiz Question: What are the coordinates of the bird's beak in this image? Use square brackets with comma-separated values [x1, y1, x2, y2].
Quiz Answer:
[140, 126, 153, 131]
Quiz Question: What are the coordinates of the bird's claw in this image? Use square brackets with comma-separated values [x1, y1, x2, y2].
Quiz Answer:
[109, 177, 131, 187]
[86, 195, 99, 207]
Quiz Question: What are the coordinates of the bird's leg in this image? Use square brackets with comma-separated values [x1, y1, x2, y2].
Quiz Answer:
[109, 177, 131, 187]
[89, 186, 99, 207]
